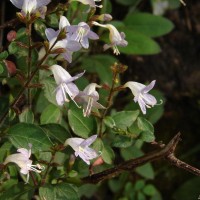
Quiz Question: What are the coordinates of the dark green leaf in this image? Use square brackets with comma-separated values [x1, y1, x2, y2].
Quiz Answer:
[39, 183, 79, 200]
[19, 108, 34, 124]
[143, 184, 157, 196]
[40, 104, 62, 124]
[42, 77, 57, 105]
[41, 123, 71, 143]
[103, 116, 116, 128]
[8, 123, 52, 153]
[68, 104, 97, 138]
[34, 19, 47, 39]
[124, 13, 174, 37]
[102, 144, 115, 164]
[112, 135, 133, 148]
[0, 183, 34, 200]
[119, 28, 161, 55]
[112, 110, 139, 129]
[82, 54, 117, 85]
[0, 51, 8, 60]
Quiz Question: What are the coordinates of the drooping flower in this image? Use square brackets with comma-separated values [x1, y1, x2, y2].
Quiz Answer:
[69, 0, 102, 8]
[64, 135, 99, 165]
[92, 21, 128, 55]
[45, 16, 81, 63]
[124, 80, 157, 114]
[10, 0, 51, 18]
[75, 83, 105, 117]
[3, 146, 43, 183]
[68, 22, 99, 49]
[50, 64, 84, 106]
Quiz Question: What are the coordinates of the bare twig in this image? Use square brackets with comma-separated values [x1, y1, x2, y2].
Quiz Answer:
[82, 133, 200, 183]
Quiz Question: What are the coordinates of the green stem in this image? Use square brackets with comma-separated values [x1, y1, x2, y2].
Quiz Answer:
[41, 152, 55, 186]
[99, 71, 118, 137]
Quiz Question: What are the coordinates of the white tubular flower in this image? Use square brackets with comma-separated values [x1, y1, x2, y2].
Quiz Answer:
[124, 80, 157, 114]
[10, 0, 51, 17]
[50, 65, 84, 106]
[3, 147, 43, 183]
[92, 21, 128, 55]
[69, 0, 102, 8]
[75, 83, 105, 117]
[64, 135, 99, 165]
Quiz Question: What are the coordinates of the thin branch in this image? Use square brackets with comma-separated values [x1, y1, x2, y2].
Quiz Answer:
[82, 133, 200, 184]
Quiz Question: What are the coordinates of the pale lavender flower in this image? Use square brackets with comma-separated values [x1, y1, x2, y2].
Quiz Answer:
[50, 65, 84, 106]
[3, 146, 43, 183]
[75, 83, 105, 117]
[45, 16, 81, 63]
[92, 21, 128, 55]
[68, 22, 99, 49]
[10, 0, 51, 18]
[69, 0, 102, 8]
[64, 135, 99, 165]
[124, 80, 157, 114]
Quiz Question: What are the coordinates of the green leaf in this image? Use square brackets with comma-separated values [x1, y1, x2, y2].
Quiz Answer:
[143, 184, 157, 196]
[82, 54, 117, 85]
[124, 12, 174, 37]
[137, 117, 155, 142]
[40, 104, 62, 124]
[119, 28, 161, 55]
[68, 104, 97, 138]
[41, 123, 71, 143]
[0, 183, 34, 200]
[34, 19, 47, 39]
[0, 51, 8, 60]
[42, 77, 57, 105]
[112, 135, 133, 148]
[102, 144, 115, 164]
[137, 117, 154, 132]
[0, 62, 5, 74]
[19, 108, 34, 124]
[8, 123, 52, 153]
[103, 116, 116, 128]
[78, 184, 98, 198]
[112, 110, 139, 129]
[0, 142, 12, 163]
[47, 13, 59, 28]
[39, 183, 79, 200]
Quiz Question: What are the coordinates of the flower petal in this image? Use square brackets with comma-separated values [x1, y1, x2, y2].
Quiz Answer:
[80, 135, 97, 147]
[64, 138, 84, 149]
[56, 87, 65, 106]
[59, 16, 70, 30]
[10, 0, 24, 9]
[45, 28, 59, 42]
[142, 80, 156, 93]
[36, 0, 51, 7]
[138, 98, 147, 114]
[143, 93, 157, 106]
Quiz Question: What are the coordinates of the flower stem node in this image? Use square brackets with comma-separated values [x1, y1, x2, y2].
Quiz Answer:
[111, 63, 128, 74]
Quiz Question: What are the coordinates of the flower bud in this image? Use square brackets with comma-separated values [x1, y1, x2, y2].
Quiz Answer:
[7, 30, 17, 42]
[98, 14, 112, 22]
[4, 60, 17, 76]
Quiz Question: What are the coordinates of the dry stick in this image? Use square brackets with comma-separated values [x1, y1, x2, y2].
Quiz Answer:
[82, 133, 200, 184]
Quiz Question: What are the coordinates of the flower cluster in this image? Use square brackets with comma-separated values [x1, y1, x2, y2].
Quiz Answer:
[7, 0, 159, 185]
